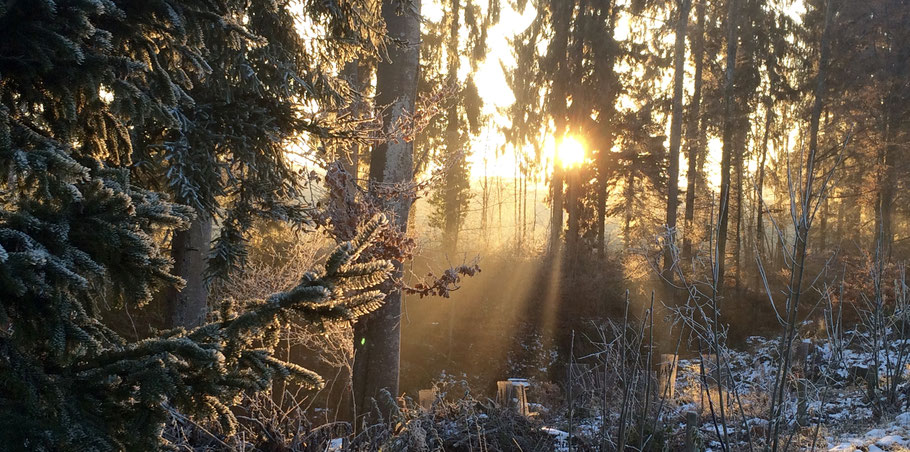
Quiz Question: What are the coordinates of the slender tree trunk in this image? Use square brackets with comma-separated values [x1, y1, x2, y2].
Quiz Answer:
[682, 0, 706, 263]
[167, 213, 212, 328]
[596, 3, 619, 259]
[819, 198, 829, 251]
[352, 0, 420, 423]
[341, 60, 373, 182]
[442, 0, 462, 254]
[835, 188, 846, 243]
[623, 171, 635, 250]
[497, 175, 503, 243]
[532, 179, 538, 245]
[663, 0, 691, 280]
[525, 172, 530, 247]
[548, 0, 572, 254]
[481, 158, 489, 246]
[516, 159, 521, 250]
[754, 101, 771, 290]
[876, 113, 897, 260]
[715, 0, 739, 292]
[550, 146, 564, 253]
[566, 167, 580, 266]
[733, 124, 745, 291]
[595, 145, 612, 258]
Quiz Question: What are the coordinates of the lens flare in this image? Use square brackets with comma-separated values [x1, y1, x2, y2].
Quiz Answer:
[558, 136, 586, 168]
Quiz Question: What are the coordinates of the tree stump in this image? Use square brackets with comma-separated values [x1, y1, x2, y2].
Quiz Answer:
[685, 411, 698, 452]
[796, 379, 809, 426]
[496, 379, 530, 416]
[418, 389, 436, 410]
[792, 340, 813, 368]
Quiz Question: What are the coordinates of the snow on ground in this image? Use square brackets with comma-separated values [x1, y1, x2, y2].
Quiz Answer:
[547, 329, 910, 449]
[542, 427, 569, 451]
[827, 413, 910, 451]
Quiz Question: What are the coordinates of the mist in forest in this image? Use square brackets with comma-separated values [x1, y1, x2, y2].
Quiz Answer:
[5, 0, 910, 449]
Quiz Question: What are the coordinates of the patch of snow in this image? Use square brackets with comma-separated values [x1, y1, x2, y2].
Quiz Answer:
[874, 434, 906, 448]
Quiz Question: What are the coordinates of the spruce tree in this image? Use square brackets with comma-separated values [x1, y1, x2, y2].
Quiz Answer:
[0, 1, 392, 449]
[422, 0, 499, 253]
[131, 0, 385, 327]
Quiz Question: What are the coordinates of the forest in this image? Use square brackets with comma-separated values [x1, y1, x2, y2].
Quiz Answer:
[1, 0, 909, 450]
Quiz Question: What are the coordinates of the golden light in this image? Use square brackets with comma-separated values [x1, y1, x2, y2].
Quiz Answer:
[558, 136, 586, 169]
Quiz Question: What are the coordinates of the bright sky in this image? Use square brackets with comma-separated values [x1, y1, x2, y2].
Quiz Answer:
[440, 0, 807, 193]
[423, 0, 634, 182]
[423, 1, 541, 180]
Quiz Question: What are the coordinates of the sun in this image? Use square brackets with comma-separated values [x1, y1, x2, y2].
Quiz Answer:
[558, 136, 586, 168]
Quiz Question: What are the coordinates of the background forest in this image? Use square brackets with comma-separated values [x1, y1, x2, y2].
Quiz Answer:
[1, 0, 909, 450]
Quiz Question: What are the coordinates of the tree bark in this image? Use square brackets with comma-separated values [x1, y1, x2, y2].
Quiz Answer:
[352, 0, 420, 423]
[595, 3, 619, 259]
[547, 0, 573, 254]
[682, 0, 706, 262]
[875, 112, 897, 260]
[733, 122, 746, 291]
[167, 213, 212, 328]
[663, 0, 691, 280]
[623, 171, 635, 249]
[754, 99, 771, 290]
[566, 166, 580, 266]
[442, 0, 462, 254]
[715, 0, 739, 292]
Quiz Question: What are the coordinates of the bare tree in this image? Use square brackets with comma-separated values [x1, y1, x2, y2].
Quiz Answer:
[767, 0, 837, 448]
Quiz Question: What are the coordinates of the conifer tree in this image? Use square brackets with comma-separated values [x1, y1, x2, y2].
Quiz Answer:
[133, 0, 385, 327]
[0, 1, 392, 449]
[421, 0, 499, 253]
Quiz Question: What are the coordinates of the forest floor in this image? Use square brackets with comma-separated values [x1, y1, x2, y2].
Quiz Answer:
[535, 332, 910, 451]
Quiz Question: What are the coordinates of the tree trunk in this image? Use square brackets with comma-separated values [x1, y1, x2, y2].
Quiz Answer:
[623, 171, 635, 249]
[167, 213, 212, 328]
[663, 0, 691, 280]
[733, 123, 746, 291]
[682, 0, 706, 263]
[754, 100, 771, 290]
[596, 4, 619, 259]
[352, 0, 420, 423]
[481, 158, 489, 246]
[566, 167, 580, 266]
[547, 0, 573, 254]
[442, 0, 462, 254]
[876, 113, 897, 260]
[715, 0, 739, 292]
[341, 60, 372, 181]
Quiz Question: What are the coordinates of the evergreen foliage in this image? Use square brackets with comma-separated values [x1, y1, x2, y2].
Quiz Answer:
[134, 0, 385, 278]
[0, 1, 391, 449]
[420, 0, 498, 252]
